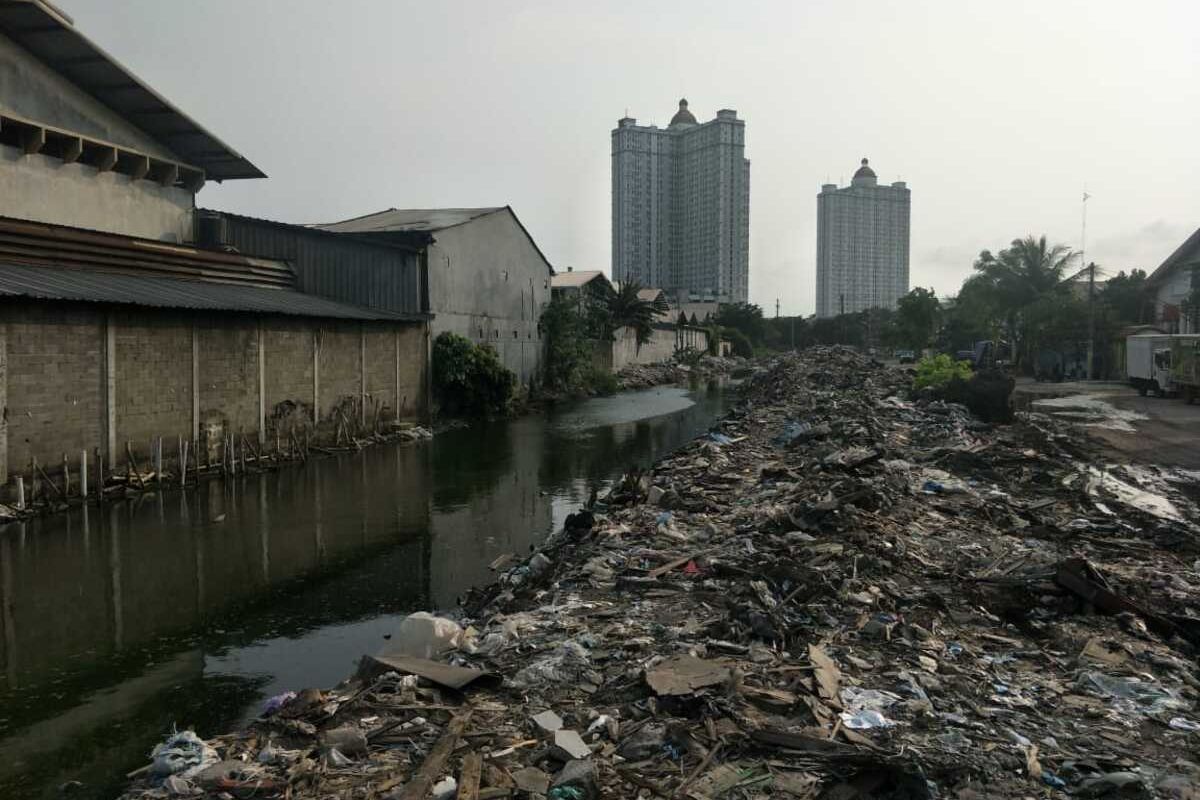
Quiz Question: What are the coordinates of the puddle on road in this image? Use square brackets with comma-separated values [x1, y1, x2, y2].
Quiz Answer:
[1032, 394, 1149, 433]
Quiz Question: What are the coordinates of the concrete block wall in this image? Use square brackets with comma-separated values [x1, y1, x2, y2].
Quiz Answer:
[263, 320, 315, 435]
[0, 301, 429, 486]
[114, 313, 192, 450]
[197, 320, 259, 437]
[317, 323, 361, 425]
[5, 305, 105, 473]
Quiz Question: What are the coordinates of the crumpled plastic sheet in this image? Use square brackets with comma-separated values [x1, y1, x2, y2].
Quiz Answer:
[149, 730, 219, 779]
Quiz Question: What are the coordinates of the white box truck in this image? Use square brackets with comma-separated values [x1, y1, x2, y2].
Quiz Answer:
[1126, 334, 1200, 397]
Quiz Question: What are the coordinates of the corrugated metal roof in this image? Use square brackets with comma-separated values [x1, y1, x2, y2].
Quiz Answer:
[551, 270, 609, 289]
[0, 0, 263, 180]
[0, 261, 427, 320]
[316, 207, 505, 234]
[0, 215, 294, 288]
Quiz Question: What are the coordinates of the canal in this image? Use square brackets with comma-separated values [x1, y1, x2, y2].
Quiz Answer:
[0, 381, 732, 800]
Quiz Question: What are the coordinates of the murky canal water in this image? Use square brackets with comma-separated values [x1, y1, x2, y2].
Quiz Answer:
[0, 382, 731, 800]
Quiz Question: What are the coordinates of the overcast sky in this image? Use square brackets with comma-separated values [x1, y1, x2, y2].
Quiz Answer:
[62, 0, 1200, 315]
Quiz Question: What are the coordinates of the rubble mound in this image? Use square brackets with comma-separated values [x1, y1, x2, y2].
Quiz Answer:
[121, 347, 1200, 800]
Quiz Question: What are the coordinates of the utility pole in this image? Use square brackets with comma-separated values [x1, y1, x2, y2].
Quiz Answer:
[1086, 261, 1096, 380]
[775, 298, 780, 318]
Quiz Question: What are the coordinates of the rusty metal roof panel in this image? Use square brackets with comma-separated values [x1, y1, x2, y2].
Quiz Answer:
[0, 261, 427, 320]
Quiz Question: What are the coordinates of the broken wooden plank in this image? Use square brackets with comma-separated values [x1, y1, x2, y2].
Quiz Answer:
[458, 751, 483, 800]
[393, 707, 474, 800]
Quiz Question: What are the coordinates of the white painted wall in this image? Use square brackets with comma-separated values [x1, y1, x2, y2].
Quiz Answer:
[0, 30, 195, 241]
[1157, 268, 1196, 333]
[0, 146, 194, 241]
[426, 210, 551, 386]
[611, 326, 708, 370]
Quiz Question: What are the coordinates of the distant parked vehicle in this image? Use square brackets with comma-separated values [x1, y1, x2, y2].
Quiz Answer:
[896, 349, 916, 364]
[1126, 334, 1200, 398]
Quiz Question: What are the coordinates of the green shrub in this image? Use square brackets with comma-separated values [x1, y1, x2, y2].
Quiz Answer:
[584, 366, 619, 395]
[432, 332, 515, 417]
[913, 354, 973, 390]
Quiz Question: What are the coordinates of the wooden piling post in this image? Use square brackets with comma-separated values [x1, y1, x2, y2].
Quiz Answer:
[96, 447, 105, 503]
[155, 437, 163, 487]
[180, 439, 188, 487]
[16, 476, 24, 510]
[62, 453, 71, 496]
[80, 450, 88, 499]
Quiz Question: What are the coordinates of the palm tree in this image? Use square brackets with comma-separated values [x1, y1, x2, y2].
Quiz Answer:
[972, 236, 1076, 368]
[606, 283, 670, 349]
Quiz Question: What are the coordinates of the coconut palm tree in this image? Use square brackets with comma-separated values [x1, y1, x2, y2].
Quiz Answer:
[606, 282, 670, 348]
[972, 236, 1076, 368]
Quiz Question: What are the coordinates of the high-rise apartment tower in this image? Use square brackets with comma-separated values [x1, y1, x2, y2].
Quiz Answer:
[611, 99, 750, 303]
[815, 158, 910, 317]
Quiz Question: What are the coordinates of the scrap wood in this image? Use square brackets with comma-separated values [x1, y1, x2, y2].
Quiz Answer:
[646, 655, 733, 696]
[391, 707, 474, 800]
[807, 644, 841, 709]
[1055, 557, 1188, 643]
[648, 550, 710, 579]
[457, 752, 483, 800]
[673, 742, 722, 799]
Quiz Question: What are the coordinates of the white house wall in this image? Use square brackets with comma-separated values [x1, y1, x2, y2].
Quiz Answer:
[426, 210, 550, 387]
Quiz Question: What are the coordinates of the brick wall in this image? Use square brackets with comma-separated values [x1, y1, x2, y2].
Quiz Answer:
[363, 323, 398, 425]
[196, 318, 259, 438]
[5, 304, 105, 474]
[114, 313, 192, 448]
[263, 319, 315, 437]
[1, 300, 428, 486]
[316, 322, 361, 425]
[396, 323, 427, 420]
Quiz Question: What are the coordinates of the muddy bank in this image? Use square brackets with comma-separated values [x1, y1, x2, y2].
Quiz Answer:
[118, 347, 1200, 800]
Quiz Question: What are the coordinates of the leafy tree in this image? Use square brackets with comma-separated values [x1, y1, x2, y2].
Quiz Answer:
[894, 287, 940, 350]
[970, 235, 1077, 369]
[712, 303, 766, 346]
[606, 282, 669, 348]
[1099, 268, 1150, 325]
[431, 332, 515, 417]
[539, 295, 594, 391]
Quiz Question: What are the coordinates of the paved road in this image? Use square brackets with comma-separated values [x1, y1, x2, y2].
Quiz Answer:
[1014, 379, 1200, 469]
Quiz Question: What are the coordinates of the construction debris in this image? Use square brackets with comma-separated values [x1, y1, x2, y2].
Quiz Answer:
[119, 347, 1200, 799]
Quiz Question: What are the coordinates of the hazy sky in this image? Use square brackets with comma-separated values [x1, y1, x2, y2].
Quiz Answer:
[62, 0, 1200, 314]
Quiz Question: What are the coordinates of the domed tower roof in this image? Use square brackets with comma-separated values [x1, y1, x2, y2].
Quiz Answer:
[669, 98, 698, 127]
[851, 157, 878, 187]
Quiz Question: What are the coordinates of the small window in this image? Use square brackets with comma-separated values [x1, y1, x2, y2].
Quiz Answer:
[513, 330, 518, 339]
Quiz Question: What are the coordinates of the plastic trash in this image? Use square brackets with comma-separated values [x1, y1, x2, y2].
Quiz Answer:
[707, 432, 733, 445]
[1041, 771, 1067, 790]
[528, 552, 553, 578]
[261, 691, 297, 716]
[1079, 671, 1188, 715]
[431, 776, 457, 799]
[509, 640, 593, 688]
[1168, 717, 1200, 731]
[390, 612, 463, 659]
[149, 730, 219, 778]
[840, 709, 894, 729]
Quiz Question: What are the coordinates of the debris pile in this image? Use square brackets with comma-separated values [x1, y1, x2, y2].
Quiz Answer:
[121, 347, 1200, 799]
[618, 354, 744, 390]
